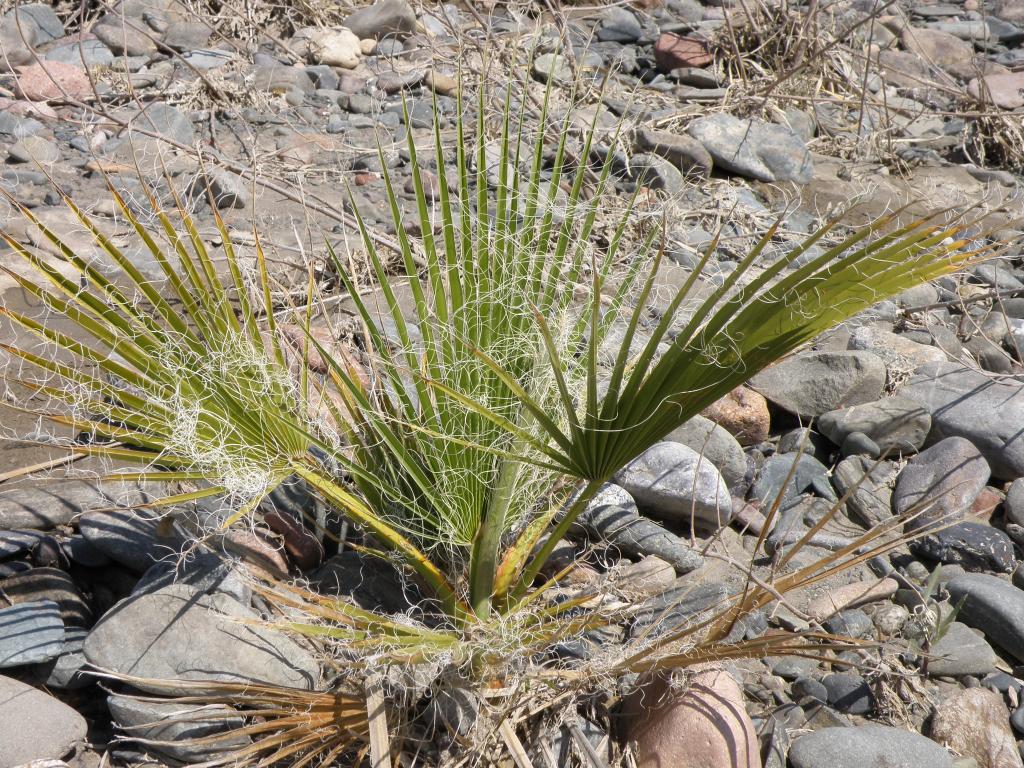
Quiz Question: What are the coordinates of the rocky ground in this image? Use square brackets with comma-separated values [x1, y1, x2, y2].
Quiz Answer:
[3, 0, 1024, 766]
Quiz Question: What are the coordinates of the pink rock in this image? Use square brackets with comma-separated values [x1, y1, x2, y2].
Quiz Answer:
[654, 33, 713, 72]
[626, 668, 762, 768]
[968, 72, 1024, 110]
[0, 96, 56, 118]
[13, 60, 91, 102]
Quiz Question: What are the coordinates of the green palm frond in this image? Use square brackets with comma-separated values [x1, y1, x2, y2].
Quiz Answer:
[0, 70, 989, 627]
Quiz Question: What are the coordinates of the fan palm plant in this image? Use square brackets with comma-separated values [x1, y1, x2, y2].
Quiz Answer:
[0, 68, 992, 762]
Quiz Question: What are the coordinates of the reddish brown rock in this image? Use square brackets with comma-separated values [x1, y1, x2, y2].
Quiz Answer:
[13, 60, 91, 102]
[264, 510, 324, 571]
[654, 33, 712, 72]
[970, 486, 1003, 521]
[968, 72, 1024, 110]
[624, 667, 761, 768]
[701, 386, 770, 445]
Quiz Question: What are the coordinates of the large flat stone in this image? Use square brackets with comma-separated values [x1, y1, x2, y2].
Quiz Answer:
[0, 479, 148, 530]
[0, 600, 64, 668]
[0, 675, 87, 767]
[84, 584, 319, 694]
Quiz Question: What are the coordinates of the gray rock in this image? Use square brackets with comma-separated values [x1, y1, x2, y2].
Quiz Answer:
[93, 18, 158, 57]
[0, 674, 87, 767]
[634, 126, 713, 177]
[818, 394, 931, 455]
[189, 167, 250, 209]
[311, 551, 421, 613]
[665, 414, 747, 489]
[687, 113, 814, 183]
[927, 621, 998, 676]
[629, 152, 686, 196]
[7, 135, 59, 165]
[789, 724, 952, 768]
[79, 508, 183, 573]
[614, 441, 732, 528]
[832, 456, 897, 527]
[0, 529, 48, 560]
[752, 452, 836, 507]
[133, 551, 252, 606]
[252, 61, 315, 93]
[574, 484, 703, 574]
[1007, 478, 1024, 527]
[893, 436, 990, 531]
[36, 626, 89, 690]
[121, 100, 195, 146]
[823, 608, 873, 637]
[910, 521, 1015, 573]
[84, 584, 319, 694]
[902, 362, 1024, 479]
[630, 580, 728, 639]
[108, 693, 250, 762]
[0, 568, 92, 627]
[45, 39, 116, 66]
[342, 0, 416, 39]
[947, 573, 1024, 662]
[3, 4, 64, 45]
[597, 7, 642, 42]
[0, 111, 42, 138]
[0, 600, 64, 668]
[822, 672, 873, 714]
[161, 20, 212, 50]
[749, 351, 887, 418]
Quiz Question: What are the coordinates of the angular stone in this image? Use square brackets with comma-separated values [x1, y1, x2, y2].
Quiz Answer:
[903, 362, 1024, 479]
[84, 584, 319, 694]
[901, 27, 979, 80]
[0, 675, 87, 767]
[789, 724, 952, 768]
[3, 4, 64, 45]
[0, 600, 63, 667]
[893, 436, 990, 530]
[614, 441, 733, 528]
[7, 135, 58, 165]
[749, 351, 886, 418]
[688, 113, 814, 184]
[121, 100, 194, 145]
